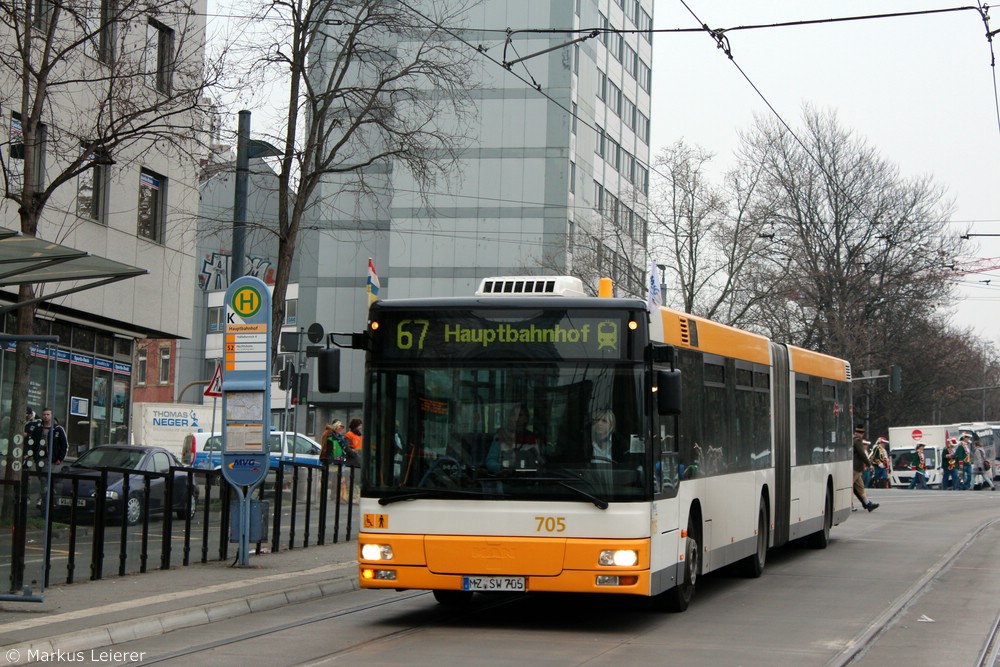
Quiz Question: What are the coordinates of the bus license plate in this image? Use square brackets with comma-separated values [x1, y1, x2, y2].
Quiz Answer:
[463, 576, 525, 592]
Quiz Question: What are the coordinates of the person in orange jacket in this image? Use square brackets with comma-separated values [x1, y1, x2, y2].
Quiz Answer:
[345, 418, 363, 451]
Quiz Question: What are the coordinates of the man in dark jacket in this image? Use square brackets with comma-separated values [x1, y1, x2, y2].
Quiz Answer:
[24, 407, 69, 511]
[852, 425, 879, 512]
[25, 407, 69, 467]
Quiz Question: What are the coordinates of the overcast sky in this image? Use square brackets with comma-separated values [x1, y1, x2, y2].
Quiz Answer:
[650, 1, 1000, 345]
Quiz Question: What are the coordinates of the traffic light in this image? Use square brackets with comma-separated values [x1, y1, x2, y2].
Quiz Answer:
[294, 372, 309, 405]
[889, 365, 902, 393]
[279, 364, 296, 391]
[317, 348, 341, 393]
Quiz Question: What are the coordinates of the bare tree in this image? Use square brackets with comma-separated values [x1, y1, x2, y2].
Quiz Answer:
[646, 139, 776, 326]
[0, 0, 214, 513]
[219, 0, 477, 361]
[734, 107, 960, 363]
[526, 204, 648, 299]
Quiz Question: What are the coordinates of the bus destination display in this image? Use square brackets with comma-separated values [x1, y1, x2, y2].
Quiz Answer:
[376, 311, 632, 361]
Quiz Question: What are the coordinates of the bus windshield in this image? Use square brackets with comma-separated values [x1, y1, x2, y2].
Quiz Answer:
[363, 362, 649, 503]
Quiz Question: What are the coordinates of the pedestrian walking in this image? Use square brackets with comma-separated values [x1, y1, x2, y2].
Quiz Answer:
[907, 443, 929, 490]
[955, 434, 973, 490]
[852, 425, 879, 511]
[941, 438, 960, 490]
[971, 440, 995, 491]
[869, 437, 891, 489]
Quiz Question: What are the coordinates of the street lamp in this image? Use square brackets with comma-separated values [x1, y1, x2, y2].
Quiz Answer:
[656, 263, 666, 304]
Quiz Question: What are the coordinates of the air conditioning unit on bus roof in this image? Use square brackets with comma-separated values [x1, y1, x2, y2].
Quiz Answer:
[476, 276, 586, 297]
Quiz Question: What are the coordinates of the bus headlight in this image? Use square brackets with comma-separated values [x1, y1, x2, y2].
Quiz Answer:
[599, 549, 638, 567]
[361, 543, 394, 561]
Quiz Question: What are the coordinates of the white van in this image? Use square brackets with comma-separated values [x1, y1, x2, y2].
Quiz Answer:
[181, 432, 218, 466]
[888, 424, 962, 489]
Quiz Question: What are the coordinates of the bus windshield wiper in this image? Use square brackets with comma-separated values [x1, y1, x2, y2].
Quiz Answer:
[377, 488, 495, 505]
[525, 476, 608, 509]
[553, 480, 609, 509]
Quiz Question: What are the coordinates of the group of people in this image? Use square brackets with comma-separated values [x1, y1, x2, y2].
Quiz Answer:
[319, 418, 362, 467]
[939, 434, 995, 491]
[319, 418, 363, 501]
[856, 426, 996, 493]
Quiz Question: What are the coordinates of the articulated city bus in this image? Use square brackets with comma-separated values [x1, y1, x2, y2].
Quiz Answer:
[355, 277, 853, 611]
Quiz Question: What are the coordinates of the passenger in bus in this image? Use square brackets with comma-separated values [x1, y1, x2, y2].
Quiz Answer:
[681, 441, 702, 479]
[484, 404, 542, 473]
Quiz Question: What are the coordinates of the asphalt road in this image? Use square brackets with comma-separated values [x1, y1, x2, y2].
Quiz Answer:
[101, 488, 1000, 667]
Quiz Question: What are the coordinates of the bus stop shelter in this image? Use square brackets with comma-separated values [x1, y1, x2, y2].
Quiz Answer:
[0, 227, 148, 601]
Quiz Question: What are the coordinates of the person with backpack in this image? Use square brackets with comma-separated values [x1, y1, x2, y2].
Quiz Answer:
[319, 420, 346, 465]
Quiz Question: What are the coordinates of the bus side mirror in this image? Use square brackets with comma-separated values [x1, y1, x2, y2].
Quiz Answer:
[656, 369, 681, 415]
[317, 348, 341, 393]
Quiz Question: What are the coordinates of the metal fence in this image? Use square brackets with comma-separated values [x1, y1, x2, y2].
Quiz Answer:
[4, 461, 358, 592]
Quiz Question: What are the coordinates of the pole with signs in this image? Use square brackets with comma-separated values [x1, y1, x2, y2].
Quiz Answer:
[205, 360, 222, 441]
[221, 276, 271, 566]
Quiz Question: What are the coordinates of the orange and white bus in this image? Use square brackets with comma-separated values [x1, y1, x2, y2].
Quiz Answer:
[355, 276, 853, 610]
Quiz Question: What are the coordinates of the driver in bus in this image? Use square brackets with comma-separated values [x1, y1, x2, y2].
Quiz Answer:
[587, 409, 643, 491]
[484, 404, 542, 472]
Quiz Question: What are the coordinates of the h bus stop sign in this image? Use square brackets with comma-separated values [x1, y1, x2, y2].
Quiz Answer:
[221, 276, 272, 565]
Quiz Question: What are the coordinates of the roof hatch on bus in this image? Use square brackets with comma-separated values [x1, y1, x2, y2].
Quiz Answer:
[476, 276, 586, 297]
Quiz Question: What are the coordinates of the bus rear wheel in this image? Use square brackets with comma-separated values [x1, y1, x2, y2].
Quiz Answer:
[656, 519, 699, 612]
[432, 589, 473, 607]
[740, 501, 768, 578]
[807, 486, 833, 549]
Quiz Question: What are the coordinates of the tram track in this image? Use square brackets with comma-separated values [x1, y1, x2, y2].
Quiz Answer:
[834, 517, 1000, 667]
[127, 589, 527, 666]
[128, 592, 430, 665]
[978, 612, 1000, 667]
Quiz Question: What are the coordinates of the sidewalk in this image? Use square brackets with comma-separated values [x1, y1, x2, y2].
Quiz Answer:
[0, 537, 359, 664]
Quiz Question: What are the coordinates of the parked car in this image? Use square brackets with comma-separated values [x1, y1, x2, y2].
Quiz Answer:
[192, 431, 322, 471]
[50, 445, 197, 525]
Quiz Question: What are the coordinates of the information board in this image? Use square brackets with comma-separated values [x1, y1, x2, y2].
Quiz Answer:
[221, 277, 271, 487]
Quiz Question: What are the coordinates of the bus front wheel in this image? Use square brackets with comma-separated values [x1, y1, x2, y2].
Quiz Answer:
[656, 519, 699, 612]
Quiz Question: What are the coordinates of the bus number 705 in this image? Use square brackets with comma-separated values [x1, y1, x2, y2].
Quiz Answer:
[535, 516, 566, 533]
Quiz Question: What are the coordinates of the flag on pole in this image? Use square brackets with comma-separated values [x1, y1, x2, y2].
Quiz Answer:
[367, 258, 380, 305]
[648, 261, 662, 311]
